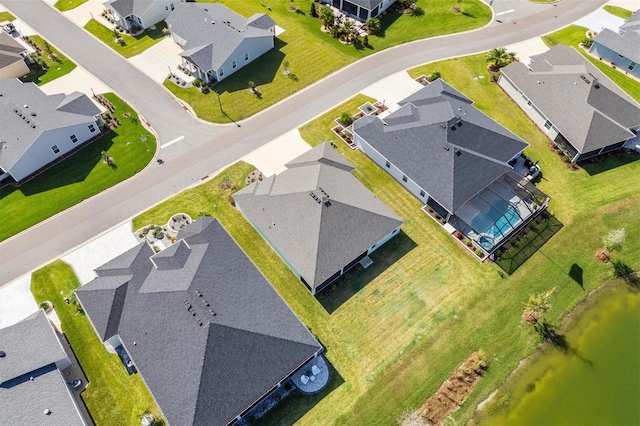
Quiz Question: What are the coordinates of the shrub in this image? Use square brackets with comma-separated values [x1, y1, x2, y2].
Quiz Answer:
[309, 2, 317, 17]
[475, 248, 483, 257]
[563, 155, 571, 163]
[464, 238, 472, 247]
[435, 213, 441, 220]
[440, 218, 446, 224]
[455, 231, 463, 240]
[339, 112, 353, 126]
[192, 78, 204, 88]
[365, 17, 381, 35]
[427, 71, 441, 82]
[580, 37, 594, 48]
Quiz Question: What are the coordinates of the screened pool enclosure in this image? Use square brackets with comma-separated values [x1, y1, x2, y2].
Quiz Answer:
[448, 172, 549, 253]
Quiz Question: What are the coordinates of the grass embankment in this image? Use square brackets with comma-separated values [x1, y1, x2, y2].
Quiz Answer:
[542, 25, 640, 102]
[165, 0, 491, 123]
[133, 78, 640, 425]
[84, 19, 168, 58]
[19, 35, 76, 85]
[31, 260, 164, 425]
[603, 5, 633, 20]
[54, 0, 87, 12]
[0, 93, 155, 241]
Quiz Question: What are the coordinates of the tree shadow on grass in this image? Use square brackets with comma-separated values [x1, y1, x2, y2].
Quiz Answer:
[214, 38, 288, 94]
[316, 230, 418, 314]
[377, 11, 402, 38]
[17, 133, 114, 196]
[252, 357, 344, 426]
[580, 152, 639, 176]
[569, 263, 584, 289]
[611, 260, 640, 290]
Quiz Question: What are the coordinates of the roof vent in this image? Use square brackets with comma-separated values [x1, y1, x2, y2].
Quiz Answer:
[324, 200, 331, 207]
[594, 82, 600, 89]
[30, 376, 34, 381]
[440, 123, 446, 129]
[0, 350, 6, 357]
[450, 125, 456, 131]
[23, 104, 28, 108]
[31, 112, 36, 116]
[31, 124, 36, 128]
[454, 149, 462, 156]
[44, 409, 51, 415]
[443, 145, 450, 151]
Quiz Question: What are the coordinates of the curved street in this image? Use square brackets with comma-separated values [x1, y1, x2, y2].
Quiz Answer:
[0, 0, 607, 284]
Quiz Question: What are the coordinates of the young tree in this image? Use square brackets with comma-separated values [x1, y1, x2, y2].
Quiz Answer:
[309, 2, 318, 18]
[523, 287, 556, 325]
[248, 80, 257, 94]
[320, 6, 335, 29]
[603, 228, 626, 253]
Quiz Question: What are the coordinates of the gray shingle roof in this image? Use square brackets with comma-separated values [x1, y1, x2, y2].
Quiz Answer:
[0, 32, 26, 69]
[352, 79, 527, 214]
[501, 45, 640, 153]
[620, 9, 640, 32]
[0, 79, 100, 174]
[593, 27, 640, 64]
[165, 3, 274, 73]
[76, 218, 320, 426]
[104, 0, 154, 18]
[233, 143, 403, 290]
[0, 311, 85, 426]
[0, 310, 67, 384]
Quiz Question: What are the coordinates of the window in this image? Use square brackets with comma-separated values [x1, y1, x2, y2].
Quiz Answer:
[526, 100, 532, 108]
[165, 5, 168, 10]
[402, 175, 408, 183]
[88, 124, 96, 133]
[218, 67, 224, 77]
[544, 120, 552, 131]
[420, 190, 425, 197]
[385, 160, 390, 168]
[244, 52, 249, 61]
[170, 3, 175, 10]
[232, 60, 237, 69]
[51, 145, 60, 154]
[629, 62, 636, 71]
[618, 54, 624, 59]
[70, 134, 78, 143]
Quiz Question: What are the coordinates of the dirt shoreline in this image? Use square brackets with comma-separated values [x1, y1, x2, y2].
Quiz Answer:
[471, 275, 638, 421]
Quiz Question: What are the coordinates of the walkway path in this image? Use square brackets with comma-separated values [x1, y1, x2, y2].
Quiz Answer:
[0, 0, 608, 285]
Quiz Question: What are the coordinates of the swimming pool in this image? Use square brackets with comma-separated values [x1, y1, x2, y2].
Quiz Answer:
[470, 199, 521, 247]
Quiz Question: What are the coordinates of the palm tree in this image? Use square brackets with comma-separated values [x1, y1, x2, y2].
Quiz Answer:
[320, 6, 335, 29]
[523, 288, 556, 325]
[365, 17, 381, 36]
[485, 47, 516, 68]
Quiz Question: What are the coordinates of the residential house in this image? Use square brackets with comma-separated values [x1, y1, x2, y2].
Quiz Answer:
[0, 79, 103, 183]
[104, 0, 183, 32]
[352, 79, 548, 254]
[500, 45, 640, 162]
[234, 143, 403, 295]
[165, 3, 275, 83]
[0, 310, 87, 426]
[322, 0, 397, 21]
[76, 218, 323, 426]
[589, 9, 640, 79]
[0, 32, 29, 79]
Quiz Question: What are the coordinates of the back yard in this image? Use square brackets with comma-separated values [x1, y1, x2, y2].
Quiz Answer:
[133, 59, 640, 425]
[165, 0, 491, 122]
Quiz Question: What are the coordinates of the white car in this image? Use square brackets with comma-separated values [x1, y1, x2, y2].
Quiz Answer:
[3, 23, 15, 34]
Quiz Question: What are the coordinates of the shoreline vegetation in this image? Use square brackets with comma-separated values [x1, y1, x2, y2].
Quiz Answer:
[472, 275, 639, 423]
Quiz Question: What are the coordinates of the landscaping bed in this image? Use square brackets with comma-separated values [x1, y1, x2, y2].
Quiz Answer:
[19, 35, 76, 85]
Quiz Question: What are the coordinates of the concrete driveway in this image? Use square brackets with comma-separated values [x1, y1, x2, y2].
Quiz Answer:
[241, 129, 311, 177]
[128, 37, 186, 84]
[0, 275, 37, 328]
[62, 222, 139, 285]
[361, 70, 424, 110]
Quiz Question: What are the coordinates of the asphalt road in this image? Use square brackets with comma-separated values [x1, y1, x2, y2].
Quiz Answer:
[0, 0, 607, 285]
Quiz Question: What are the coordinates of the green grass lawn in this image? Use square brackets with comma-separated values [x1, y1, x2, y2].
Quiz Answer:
[0, 93, 155, 242]
[54, 0, 88, 12]
[603, 5, 633, 19]
[542, 25, 640, 102]
[19, 35, 76, 85]
[131, 62, 640, 425]
[31, 260, 164, 425]
[0, 11, 16, 22]
[166, 0, 491, 122]
[84, 19, 168, 58]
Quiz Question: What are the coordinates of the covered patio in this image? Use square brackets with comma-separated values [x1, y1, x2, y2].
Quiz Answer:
[448, 172, 549, 253]
[325, 0, 393, 21]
